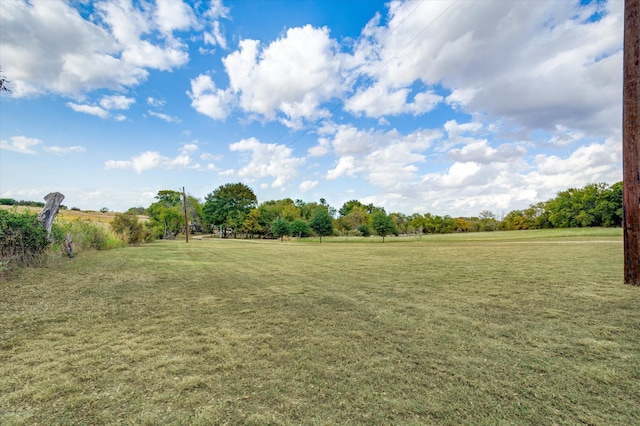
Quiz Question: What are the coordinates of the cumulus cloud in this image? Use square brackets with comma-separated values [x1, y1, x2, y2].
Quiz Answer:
[323, 126, 440, 189]
[0, 136, 43, 154]
[349, 0, 622, 137]
[99, 95, 135, 110]
[0, 0, 224, 97]
[105, 144, 197, 173]
[195, 25, 344, 128]
[229, 137, 305, 187]
[187, 74, 233, 120]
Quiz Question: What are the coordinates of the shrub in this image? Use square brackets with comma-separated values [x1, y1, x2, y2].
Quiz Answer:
[58, 219, 123, 252]
[0, 209, 49, 267]
[358, 224, 371, 237]
[111, 212, 146, 244]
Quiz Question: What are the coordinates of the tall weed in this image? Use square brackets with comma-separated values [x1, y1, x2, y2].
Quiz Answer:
[55, 219, 123, 253]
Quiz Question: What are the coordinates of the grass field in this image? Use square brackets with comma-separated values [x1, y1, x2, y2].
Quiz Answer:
[0, 205, 148, 223]
[1, 229, 639, 425]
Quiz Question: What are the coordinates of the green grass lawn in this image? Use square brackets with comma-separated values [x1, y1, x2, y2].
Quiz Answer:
[1, 229, 638, 425]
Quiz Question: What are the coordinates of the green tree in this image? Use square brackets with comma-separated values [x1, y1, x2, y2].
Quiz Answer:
[290, 219, 310, 238]
[309, 209, 334, 243]
[596, 182, 623, 227]
[147, 190, 184, 239]
[203, 183, 257, 238]
[371, 211, 397, 242]
[271, 217, 290, 242]
[241, 209, 263, 238]
[339, 199, 365, 217]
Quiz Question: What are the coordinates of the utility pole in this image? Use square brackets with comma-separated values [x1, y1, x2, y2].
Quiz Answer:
[623, 0, 640, 285]
[182, 187, 189, 243]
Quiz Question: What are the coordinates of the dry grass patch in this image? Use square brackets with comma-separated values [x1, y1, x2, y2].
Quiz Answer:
[1, 230, 638, 424]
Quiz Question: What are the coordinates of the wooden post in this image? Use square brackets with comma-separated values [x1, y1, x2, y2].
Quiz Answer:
[623, 0, 640, 285]
[182, 187, 189, 243]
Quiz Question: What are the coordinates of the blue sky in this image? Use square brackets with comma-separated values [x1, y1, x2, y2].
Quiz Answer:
[0, 0, 623, 216]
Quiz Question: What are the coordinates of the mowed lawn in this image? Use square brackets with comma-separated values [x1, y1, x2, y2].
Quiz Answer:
[1, 229, 639, 425]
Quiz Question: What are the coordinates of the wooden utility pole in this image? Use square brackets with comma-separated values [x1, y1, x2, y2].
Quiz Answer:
[623, 0, 640, 285]
[182, 187, 189, 243]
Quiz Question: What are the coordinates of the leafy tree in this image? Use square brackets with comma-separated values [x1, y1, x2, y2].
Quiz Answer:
[454, 218, 473, 232]
[242, 209, 263, 238]
[501, 210, 528, 230]
[408, 213, 425, 235]
[476, 210, 498, 232]
[127, 206, 147, 215]
[271, 217, 290, 242]
[203, 183, 257, 238]
[391, 213, 408, 234]
[185, 195, 204, 233]
[596, 182, 623, 227]
[309, 209, 334, 243]
[99, 207, 109, 213]
[371, 211, 397, 242]
[147, 190, 184, 239]
[339, 199, 365, 217]
[290, 219, 310, 238]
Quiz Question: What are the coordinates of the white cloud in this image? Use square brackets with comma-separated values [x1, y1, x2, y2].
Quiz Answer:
[0, 136, 43, 154]
[68, 95, 134, 120]
[187, 74, 232, 120]
[0, 0, 225, 97]
[299, 180, 319, 192]
[349, 0, 622, 136]
[205, 0, 230, 20]
[66, 102, 109, 119]
[154, 0, 196, 35]
[105, 150, 191, 174]
[100, 95, 135, 110]
[146, 97, 165, 107]
[229, 137, 305, 187]
[204, 21, 227, 49]
[148, 110, 182, 123]
[345, 84, 443, 118]
[447, 140, 526, 164]
[214, 25, 344, 127]
[43, 145, 86, 155]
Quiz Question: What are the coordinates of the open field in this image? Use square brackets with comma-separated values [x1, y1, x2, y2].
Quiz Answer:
[0, 205, 148, 223]
[1, 229, 638, 424]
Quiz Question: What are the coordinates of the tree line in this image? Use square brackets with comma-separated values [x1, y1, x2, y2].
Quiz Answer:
[130, 181, 622, 241]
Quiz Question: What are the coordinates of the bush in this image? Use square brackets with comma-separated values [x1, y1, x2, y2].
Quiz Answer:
[111, 212, 146, 244]
[57, 219, 123, 252]
[0, 209, 49, 267]
[358, 224, 371, 237]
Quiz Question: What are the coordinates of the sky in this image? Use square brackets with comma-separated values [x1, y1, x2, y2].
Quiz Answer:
[0, 0, 624, 217]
